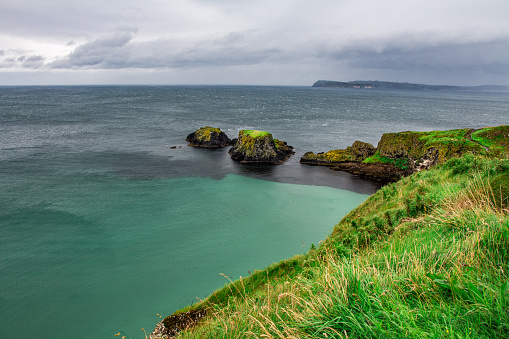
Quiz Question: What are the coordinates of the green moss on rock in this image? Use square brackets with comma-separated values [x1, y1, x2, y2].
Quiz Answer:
[186, 126, 232, 148]
[300, 141, 375, 165]
[242, 130, 272, 138]
[229, 130, 294, 164]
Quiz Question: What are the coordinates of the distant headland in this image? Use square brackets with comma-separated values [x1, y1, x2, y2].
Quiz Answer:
[312, 80, 509, 92]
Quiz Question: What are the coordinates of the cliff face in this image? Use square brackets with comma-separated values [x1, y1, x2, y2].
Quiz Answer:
[312, 80, 509, 92]
[186, 126, 232, 148]
[229, 130, 294, 164]
[375, 129, 482, 171]
[301, 125, 509, 181]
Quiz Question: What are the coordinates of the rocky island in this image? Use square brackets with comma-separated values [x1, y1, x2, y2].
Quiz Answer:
[312, 80, 509, 92]
[228, 129, 294, 164]
[301, 125, 509, 181]
[186, 126, 233, 148]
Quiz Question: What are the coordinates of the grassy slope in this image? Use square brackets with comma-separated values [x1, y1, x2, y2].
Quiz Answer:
[169, 153, 509, 338]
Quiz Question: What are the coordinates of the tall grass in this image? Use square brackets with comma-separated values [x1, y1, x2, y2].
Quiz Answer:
[172, 155, 509, 338]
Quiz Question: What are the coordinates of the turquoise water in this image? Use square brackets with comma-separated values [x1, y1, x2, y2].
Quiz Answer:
[1, 170, 367, 338]
[1, 86, 508, 338]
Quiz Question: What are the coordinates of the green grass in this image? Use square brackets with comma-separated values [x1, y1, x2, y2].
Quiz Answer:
[471, 125, 509, 157]
[375, 128, 487, 167]
[242, 130, 272, 138]
[159, 154, 509, 338]
[419, 128, 471, 145]
[363, 151, 409, 170]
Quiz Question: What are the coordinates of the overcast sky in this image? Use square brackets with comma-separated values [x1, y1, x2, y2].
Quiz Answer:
[1, 0, 508, 86]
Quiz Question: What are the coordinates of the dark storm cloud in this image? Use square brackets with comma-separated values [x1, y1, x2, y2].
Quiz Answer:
[50, 29, 286, 69]
[49, 26, 509, 81]
[322, 40, 509, 75]
[50, 29, 136, 68]
[1, 0, 508, 85]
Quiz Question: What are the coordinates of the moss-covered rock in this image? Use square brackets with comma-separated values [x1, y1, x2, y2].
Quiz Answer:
[349, 140, 377, 160]
[229, 130, 294, 164]
[150, 308, 206, 339]
[186, 126, 232, 148]
[300, 141, 375, 165]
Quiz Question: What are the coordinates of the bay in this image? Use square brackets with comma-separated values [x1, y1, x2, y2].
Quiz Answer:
[1, 85, 508, 338]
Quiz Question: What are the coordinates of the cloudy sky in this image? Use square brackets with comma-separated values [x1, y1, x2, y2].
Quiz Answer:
[1, 0, 508, 86]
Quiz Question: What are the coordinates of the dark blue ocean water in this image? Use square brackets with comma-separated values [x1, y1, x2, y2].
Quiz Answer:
[1, 86, 508, 338]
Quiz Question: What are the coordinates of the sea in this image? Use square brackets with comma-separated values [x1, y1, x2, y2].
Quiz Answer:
[1, 85, 508, 339]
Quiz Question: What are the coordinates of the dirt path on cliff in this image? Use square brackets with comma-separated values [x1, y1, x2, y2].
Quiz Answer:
[465, 129, 490, 152]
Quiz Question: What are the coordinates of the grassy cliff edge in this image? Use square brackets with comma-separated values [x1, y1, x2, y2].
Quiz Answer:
[152, 127, 509, 338]
[301, 125, 509, 182]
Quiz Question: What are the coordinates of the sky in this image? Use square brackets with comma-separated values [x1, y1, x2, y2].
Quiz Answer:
[1, 0, 508, 86]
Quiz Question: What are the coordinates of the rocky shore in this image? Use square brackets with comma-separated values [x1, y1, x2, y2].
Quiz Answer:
[300, 125, 509, 181]
[153, 125, 509, 337]
[184, 125, 509, 182]
[150, 309, 206, 339]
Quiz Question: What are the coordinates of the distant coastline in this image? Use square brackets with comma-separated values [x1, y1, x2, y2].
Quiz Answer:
[312, 80, 509, 92]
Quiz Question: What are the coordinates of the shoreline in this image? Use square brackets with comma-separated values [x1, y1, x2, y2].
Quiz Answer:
[151, 124, 509, 337]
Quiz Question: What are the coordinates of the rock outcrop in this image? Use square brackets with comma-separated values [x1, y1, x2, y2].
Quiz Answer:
[301, 125, 509, 182]
[301, 141, 376, 165]
[229, 130, 294, 164]
[150, 309, 206, 339]
[331, 162, 406, 182]
[186, 126, 232, 148]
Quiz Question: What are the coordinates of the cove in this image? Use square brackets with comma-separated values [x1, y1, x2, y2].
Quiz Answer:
[0, 172, 368, 339]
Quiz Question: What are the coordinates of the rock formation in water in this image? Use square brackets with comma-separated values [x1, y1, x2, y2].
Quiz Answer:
[301, 125, 509, 181]
[229, 130, 294, 164]
[301, 141, 376, 165]
[150, 309, 206, 339]
[186, 126, 233, 148]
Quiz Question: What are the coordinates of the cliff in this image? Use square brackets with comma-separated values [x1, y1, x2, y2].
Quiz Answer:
[228, 130, 294, 164]
[312, 80, 509, 92]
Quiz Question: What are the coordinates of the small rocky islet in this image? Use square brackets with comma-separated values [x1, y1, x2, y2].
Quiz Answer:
[185, 126, 233, 148]
[228, 130, 295, 164]
[186, 127, 295, 164]
[185, 125, 509, 182]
